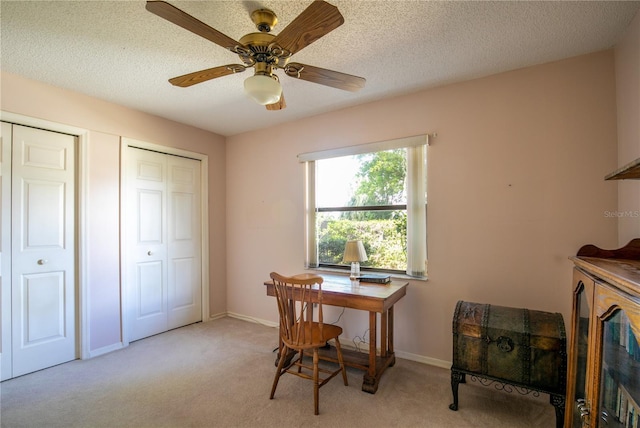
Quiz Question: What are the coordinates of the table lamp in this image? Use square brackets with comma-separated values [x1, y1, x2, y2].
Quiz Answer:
[343, 240, 368, 280]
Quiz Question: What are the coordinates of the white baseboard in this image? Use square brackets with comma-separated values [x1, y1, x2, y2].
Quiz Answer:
[340, 340, 451, 369]
[222, 312, 452, 370]
[209, 311, 228, 321]
[222, 312, 278, 328]
[395, 349, 451, 369]
[86, 341, 125, 359]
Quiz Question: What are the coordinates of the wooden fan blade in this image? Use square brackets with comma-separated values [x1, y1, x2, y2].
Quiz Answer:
[169, 65, 246, 87]
[146, 1, 243, 50]
[271, 1, 344, 55]
[266, 92, 286, 110]
[286, 63, 365, 92]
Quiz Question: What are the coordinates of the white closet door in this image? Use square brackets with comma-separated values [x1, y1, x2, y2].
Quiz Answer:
[167, 155, 201, 329]
[126, 148, 168, 341]
[126, 147, 201, 342]
[1, 122, 13, 381]
[11, 124, 77, 377]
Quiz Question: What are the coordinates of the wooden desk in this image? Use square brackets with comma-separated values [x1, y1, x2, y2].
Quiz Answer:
[264, 274, 408, 393]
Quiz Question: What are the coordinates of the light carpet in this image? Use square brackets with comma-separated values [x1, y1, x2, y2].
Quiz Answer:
[0, 317, 557, 427]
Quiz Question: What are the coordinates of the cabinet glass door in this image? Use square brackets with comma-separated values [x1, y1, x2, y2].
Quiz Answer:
[599, 310, 640, 427]
[574, 285, 592, 427]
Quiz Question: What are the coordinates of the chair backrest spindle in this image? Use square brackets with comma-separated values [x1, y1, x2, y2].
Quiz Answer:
[270, 272, 324, 348]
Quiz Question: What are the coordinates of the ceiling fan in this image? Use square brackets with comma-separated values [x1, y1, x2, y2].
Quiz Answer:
[145, 0, 366, 110]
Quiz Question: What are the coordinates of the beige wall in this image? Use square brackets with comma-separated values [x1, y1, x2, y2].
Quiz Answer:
[226, 50, 618, 364]
[1, 47, 624, 365]
[0, 72, 227, 355]
[615, 9, 640, 245]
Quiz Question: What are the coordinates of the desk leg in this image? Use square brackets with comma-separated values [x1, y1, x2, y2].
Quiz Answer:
[388, 306, 395, 367]
[362, 311, 378, 393]
[381, 310, 388, 358]
[361, 306, 397, 394]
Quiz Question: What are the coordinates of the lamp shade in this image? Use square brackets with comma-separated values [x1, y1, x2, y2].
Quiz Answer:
[342, 240, 368, 263]
[244, 74, 282, 105]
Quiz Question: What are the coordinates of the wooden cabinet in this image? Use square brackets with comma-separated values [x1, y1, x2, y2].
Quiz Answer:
[566, 240, 640, 427]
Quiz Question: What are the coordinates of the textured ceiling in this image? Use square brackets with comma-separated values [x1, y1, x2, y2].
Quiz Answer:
[2, 1, 639, 137]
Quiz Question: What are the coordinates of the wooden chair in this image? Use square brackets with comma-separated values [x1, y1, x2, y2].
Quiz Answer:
[269, 272, 348, 415]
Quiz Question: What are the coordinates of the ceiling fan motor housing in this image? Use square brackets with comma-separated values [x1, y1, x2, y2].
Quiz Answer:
[238, 32, 291, 69]
[251, 9, 278, 33]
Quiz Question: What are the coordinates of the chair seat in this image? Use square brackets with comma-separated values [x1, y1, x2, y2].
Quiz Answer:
[284, 322, 343, 350]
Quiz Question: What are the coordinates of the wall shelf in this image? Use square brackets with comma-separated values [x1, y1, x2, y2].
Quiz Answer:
[605, 157, 640, 180]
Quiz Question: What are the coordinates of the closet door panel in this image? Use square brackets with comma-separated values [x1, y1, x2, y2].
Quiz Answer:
[11, 125, 76, 377]
[1, 122, 13, 381]
[126, 149, 167, 341]
[167, 156, 201, 329]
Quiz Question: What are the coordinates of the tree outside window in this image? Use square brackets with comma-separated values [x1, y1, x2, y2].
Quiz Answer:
[316, 149, 408, 272]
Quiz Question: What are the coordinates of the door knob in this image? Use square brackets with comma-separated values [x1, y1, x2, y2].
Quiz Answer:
[37, 259, 47, 265]
[147, 251, 152, 256]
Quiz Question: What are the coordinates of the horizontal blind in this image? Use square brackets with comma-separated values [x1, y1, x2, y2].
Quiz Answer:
[298, 134, 430, 162]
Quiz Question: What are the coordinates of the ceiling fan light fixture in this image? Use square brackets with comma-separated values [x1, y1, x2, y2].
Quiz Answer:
[244, 74, 282, 105]
[147, 0, 366, 110]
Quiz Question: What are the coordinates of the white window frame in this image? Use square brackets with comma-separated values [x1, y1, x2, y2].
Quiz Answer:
[300, 135, 430, 279]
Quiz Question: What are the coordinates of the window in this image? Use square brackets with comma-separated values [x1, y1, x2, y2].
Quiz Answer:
[300, 135, 428, 278]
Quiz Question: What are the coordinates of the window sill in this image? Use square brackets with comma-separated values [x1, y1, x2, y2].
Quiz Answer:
[305, 266, 428, 282]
